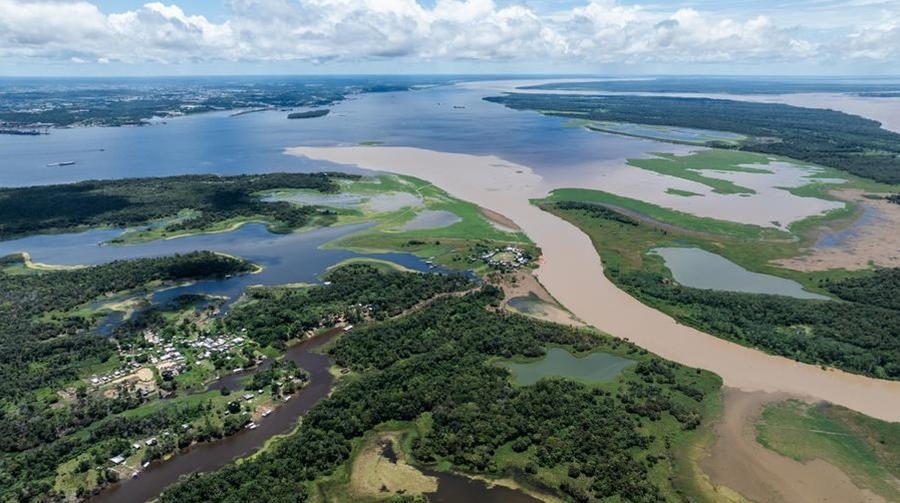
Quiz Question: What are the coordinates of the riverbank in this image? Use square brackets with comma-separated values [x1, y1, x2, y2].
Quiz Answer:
[287, 145, 900, 422]
[701, 389, 889, 503]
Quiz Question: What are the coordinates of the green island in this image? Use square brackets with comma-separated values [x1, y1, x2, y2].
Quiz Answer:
[0, 172, 358, 242]
[540, 197, 900, 379]
[287, 109, 330, 119]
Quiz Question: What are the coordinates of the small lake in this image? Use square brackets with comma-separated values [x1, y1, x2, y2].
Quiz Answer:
[500, 347, 634, 386]
[399, 210, 462, 231]
[650, 247, 830, 300]
[422, 468, 543, 503]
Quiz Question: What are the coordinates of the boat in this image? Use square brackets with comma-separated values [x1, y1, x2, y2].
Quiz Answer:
[46, 161, 76, 167]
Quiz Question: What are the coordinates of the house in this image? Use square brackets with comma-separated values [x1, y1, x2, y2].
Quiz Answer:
[110, 455, 126, 465]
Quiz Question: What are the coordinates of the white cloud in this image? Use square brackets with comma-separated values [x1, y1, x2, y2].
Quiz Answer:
[0, 0, 898, 70]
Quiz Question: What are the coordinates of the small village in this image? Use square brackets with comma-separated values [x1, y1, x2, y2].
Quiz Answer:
[469, 245, 533, 271]
[80, 315, 311, 483]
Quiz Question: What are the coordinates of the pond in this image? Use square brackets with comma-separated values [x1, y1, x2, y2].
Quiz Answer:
[649, 247, 830, 300]
[399, 210, 462, 231]
[422, 468, 543, 503]
[500, 347, 634, 386]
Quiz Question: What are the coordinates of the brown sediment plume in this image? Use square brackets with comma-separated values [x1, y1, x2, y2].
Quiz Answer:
[286, 145, 900, 422]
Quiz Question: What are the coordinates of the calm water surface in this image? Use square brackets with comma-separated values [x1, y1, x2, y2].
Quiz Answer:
[0, 222, 444, 311]
[0, 84, 682, 188]
[501, 347, 634, 386]
[651, 247, 830, 300]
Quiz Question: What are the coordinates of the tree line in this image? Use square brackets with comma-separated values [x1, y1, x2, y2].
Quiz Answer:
[487, 93, 900, 184]
[0, 172, 359, 240]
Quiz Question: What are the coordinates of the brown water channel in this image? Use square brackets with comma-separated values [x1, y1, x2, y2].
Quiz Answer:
[88, 330, 339, 503]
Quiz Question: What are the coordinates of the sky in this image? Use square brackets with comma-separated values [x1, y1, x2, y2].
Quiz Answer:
[2, 0, 899, 76]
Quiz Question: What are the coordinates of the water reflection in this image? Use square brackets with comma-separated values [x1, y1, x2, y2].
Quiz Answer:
[650, 247, 830, 300]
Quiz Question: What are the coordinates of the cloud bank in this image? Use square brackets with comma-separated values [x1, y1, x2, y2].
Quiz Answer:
[1, 0, 897, 71]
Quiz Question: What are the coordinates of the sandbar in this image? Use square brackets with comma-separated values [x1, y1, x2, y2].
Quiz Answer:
[286, 145, 900, 422]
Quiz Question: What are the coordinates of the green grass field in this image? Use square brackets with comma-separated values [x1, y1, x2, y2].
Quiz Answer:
[627, 150, 777, 195]
[756, 400, 900, 501]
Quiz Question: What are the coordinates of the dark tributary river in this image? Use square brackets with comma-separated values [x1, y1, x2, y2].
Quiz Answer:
[88, 326, 543, 503]
[88, 330, 338, 503]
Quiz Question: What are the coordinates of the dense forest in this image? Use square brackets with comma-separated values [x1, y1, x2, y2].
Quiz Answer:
[547, 201, 900, 380]
[160, 281, 720, 503]
[0, 172, 359, 240]
[486, 94, 900, 184]
[0, 252, 254, 501]
[521, 78, 900, 96]
[227, 263, 472, 348]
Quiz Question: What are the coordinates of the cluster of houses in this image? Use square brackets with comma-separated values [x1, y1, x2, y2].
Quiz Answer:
[89, 328, 253, 390]
[470, 246, 532, 271]
[186, 335, 248, 360]
[88, 367, 138, 387]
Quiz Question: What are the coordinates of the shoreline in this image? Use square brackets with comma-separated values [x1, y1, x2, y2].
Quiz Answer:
[287, 145, 900, 422]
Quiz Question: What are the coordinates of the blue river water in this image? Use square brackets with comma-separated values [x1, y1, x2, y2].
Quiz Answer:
[0, 84, 677, 188]
[0, 221, 450, 318]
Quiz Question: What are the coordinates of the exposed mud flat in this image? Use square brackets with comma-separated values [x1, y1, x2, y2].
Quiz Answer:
[287, 145, 900, 422]
[498, 271, 582, 327]
[701, 389, 888, 503]
[774, 189, 900, 271]
[350, 433, 437, 498]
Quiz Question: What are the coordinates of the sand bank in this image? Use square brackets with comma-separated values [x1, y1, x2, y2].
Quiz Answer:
[287, 145, 900, 422]
[774, 189, 900, 271]
[701, 388, 888, 503]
